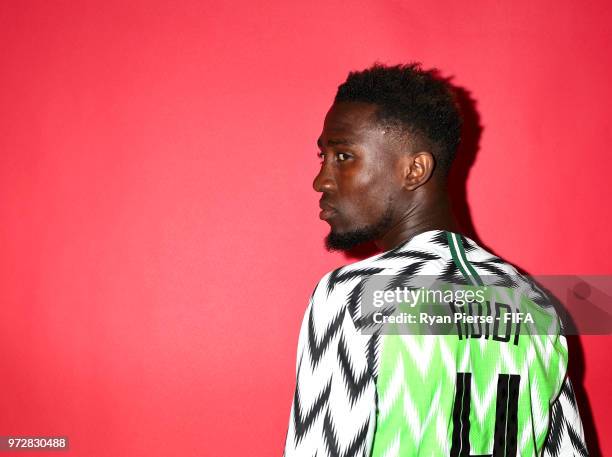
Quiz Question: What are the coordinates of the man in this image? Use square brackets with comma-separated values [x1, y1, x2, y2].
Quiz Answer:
[282, 64, 588, 457]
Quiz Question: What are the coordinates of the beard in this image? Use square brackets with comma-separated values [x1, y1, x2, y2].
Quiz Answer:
[324, 204, 394, 252]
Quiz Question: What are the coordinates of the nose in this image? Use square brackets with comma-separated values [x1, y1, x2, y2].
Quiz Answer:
[313, 162, 336, 193]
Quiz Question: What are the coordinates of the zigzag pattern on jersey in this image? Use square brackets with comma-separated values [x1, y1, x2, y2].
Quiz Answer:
[369, 232, 575, 457]
[284, 232, 451, 457]
[369, 333, 569, 456]
[283, 230, 587, 457]
[285, 273, 375, 457]
[543, 377, 588, 457]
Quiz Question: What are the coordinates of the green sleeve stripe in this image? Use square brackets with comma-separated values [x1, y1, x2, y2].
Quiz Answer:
[446, 231, 484, 286]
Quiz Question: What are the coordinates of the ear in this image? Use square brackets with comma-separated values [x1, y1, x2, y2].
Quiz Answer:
[399, 151, 436, 190]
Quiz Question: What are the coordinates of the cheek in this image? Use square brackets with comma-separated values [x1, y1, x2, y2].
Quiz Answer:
[334, 162, 399, 223]
[342, 185, 393, 224]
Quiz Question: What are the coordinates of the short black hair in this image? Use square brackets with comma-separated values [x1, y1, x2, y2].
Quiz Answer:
[334, 63, 462, 175]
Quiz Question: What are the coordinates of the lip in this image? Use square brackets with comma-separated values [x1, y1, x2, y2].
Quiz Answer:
[319, 209, 337, 220]
[319, 201, 337, 220]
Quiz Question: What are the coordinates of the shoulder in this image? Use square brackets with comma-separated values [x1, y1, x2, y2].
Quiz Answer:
[310, 248, 393, 297]
[458, 234, 554, 304]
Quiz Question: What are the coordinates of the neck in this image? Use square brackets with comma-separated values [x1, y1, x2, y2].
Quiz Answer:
[374, 188, 458, 251]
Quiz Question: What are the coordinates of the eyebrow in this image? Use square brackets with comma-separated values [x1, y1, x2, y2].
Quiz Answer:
[317, 138, 356, 148]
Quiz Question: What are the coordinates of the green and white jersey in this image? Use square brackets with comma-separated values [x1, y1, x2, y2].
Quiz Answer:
[283, 230, 587, 457]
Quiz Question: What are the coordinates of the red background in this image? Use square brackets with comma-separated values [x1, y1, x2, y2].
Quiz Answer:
[1, 1, 611, 456]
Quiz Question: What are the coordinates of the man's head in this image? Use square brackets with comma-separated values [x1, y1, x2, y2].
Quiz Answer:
[314, 63, 462, 251]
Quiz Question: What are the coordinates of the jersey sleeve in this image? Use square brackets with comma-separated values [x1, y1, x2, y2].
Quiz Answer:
[282, 292, 317, 457]
[542, 376, 588, 456]
[283, 272, 378, 457]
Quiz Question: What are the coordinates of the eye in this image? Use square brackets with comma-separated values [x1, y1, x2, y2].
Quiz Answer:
[317, 151, 325, 162]
[337, 152, 351, 161]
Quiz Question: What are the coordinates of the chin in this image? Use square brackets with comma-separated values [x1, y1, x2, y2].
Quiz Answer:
[325, 223, 345, 235]
[326, 218, 354, 234]
[324, 227, 371, 252]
